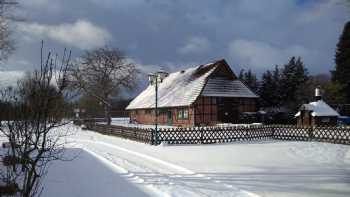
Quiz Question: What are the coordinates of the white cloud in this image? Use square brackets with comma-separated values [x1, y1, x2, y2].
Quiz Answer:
[17, 20, 112, 50]
[0, 70, 24, 88]
[178, 36, 210, 54]
[228, 39, 314, 69]
[125, 58, 169, 76]
[0, 70, 70, 88]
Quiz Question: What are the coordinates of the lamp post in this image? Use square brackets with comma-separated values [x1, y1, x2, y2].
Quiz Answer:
[148, 70, 167, 144]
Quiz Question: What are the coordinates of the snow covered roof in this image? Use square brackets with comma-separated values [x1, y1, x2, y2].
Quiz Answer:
[126, 59, 257, 110]
[295, 100, 340, 117]
[201, 78, 258, 98]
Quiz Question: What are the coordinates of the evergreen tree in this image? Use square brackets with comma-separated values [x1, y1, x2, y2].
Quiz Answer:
[332, 21, 350, 103]
[238, 69, 245, 80]
[238, 69, 258, 93]
[259, 70, 274, 107]
[259, 65, 281, 107]
[272, 65, 282, 106]
[324, 82, 347, 104]
[280, 57, 309, 110]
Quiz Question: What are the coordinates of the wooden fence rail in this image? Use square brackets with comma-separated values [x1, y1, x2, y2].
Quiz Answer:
[157, 126, 274, 144]
[81, 122, 154, 144]
[74, 120, 350, 145]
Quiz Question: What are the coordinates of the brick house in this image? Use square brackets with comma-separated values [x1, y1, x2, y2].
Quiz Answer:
[126, 59, 259, 127]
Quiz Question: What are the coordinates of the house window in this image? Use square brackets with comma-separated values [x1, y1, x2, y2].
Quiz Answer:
[183, 109, 189, 119]
[177, 108, 189, 120]
[159, 108, 167, 115]
[145, 109, 152, 114]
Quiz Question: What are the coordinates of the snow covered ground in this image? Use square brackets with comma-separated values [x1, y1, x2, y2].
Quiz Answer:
[40, 124, 350, 197]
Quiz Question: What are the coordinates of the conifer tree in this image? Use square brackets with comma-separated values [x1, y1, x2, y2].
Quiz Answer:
[272, 65, 282, 105]
[332, 21, 350, 103]
[238, 69, 245, 80]
[238, 69, 258, 93]
[259, 70, 274, 107]
[259, 65, 282, 107]
[280, 56, 309, 110]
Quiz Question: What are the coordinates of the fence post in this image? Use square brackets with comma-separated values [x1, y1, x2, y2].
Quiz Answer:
[244, 126, 249, 140]
[200, 127, 204, 144]
[151, 128, 157, 145]
[134, 128, 137, 140]
[308, 126, 314, 141]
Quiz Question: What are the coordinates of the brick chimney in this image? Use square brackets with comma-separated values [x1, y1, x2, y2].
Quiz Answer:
[315, 87, 322, 101]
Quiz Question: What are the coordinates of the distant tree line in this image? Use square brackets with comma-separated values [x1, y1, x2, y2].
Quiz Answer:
[239, 57, 308, 111]
[239, 20, 350, 113]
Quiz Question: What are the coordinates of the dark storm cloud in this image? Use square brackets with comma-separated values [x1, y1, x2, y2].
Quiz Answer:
[1, 0, 349, 82]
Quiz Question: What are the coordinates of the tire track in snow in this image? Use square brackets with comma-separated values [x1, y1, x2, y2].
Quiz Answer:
[81, 147, 169, 197]
[73, 139, 213, 196]
[71, 138, 261, 197]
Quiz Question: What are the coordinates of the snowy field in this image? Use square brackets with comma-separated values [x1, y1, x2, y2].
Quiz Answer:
[39, 124, 350, 197]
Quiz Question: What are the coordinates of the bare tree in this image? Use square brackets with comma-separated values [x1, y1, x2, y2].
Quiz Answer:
[69, 47, 139, 125]
[0, 43, 73, 197]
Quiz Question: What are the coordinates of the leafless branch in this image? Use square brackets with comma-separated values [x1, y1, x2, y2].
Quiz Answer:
[69, 47, 139, 125]
[0, 42, 74, 197]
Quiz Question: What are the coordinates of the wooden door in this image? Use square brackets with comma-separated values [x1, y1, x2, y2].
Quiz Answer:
[217, 98, 239, 123]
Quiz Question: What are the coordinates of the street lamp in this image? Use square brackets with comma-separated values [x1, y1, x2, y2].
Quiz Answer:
[148, 70, 167, 144]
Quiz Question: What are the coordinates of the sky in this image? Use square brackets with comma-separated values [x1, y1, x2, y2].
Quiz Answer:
[0, 0, 349, 89]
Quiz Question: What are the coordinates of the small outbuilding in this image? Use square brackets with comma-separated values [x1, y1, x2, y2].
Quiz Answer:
[295, 88, 340, 126]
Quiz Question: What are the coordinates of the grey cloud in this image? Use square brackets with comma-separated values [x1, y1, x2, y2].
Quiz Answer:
[8, 0, 350, 77]
[228, 39, 316, 69]
[16, 20, 112, 50]
[178, 37, 211, 55]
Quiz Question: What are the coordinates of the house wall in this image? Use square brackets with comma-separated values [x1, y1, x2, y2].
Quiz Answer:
[172, 107, 195, 127]
[193, 96, 217, 126]
[129, 97, 257, 127]
[238, 98, 257, 113]
[297, 110, 312, 126]
[193, 96, 258, 126]
[129, 107, 195, 127]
